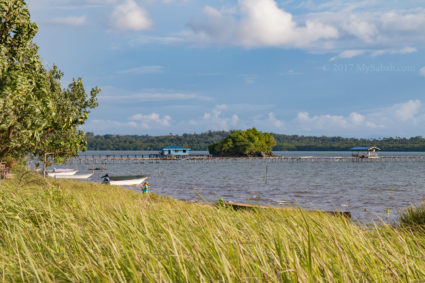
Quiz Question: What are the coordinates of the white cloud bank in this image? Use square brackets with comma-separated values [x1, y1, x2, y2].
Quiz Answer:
[182, 0, 425, 54]
[110, 0, 152, 31]
[86, 112, 171, 132]
[185, 0, 338, 48]
[293, 100, 423, 136]
[131, 113, 171, 129]
[189, 105, 239, 131]
[186, 100, 424, 136]
[330, 50, 365, 61]
[86, 100, 425, 136]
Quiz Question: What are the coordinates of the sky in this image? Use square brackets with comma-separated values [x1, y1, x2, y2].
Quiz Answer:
[26, 0, 425, 137]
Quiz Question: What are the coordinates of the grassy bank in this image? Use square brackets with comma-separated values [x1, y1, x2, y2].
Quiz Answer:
[1, 170, 424, 281]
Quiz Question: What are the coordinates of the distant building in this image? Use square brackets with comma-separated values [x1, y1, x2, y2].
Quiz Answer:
[160, 145, 191, 156]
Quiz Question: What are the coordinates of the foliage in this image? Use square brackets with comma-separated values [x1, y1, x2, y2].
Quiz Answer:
[208, 128, 276, 156]
[1, 172, 425, 281]
[399, 203, 425, 228]
[0, 0, 99, 162]
[0, 0, 50, 159]
[85, 131, 231, 151]
[34, 66, 99, 164]
[86, 131, 425, 152]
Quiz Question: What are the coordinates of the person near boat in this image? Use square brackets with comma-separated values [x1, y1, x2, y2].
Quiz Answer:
[140, 182, 149, 194]
[101, 174, 110, 184]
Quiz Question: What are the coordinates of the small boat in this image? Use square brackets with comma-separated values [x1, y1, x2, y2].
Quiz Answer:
[53, 173, 94, 179]
[48, 169, 78, 177]
[103, 175, 148, 186]
[52, 168, 76, 173]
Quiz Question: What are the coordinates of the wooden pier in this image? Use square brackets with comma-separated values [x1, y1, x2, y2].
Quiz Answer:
[63, 154, 425, 165]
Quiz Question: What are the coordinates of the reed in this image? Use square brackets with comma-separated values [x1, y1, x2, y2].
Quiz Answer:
[1, 169, 424, 281]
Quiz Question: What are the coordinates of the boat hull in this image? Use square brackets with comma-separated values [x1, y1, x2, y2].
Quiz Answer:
[53, 173, 94, 179]
[48, 170, 78, 177]
[109, 177, 147, 186]
[53, 169, 76, 173]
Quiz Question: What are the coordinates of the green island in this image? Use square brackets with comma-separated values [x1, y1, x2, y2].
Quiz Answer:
[0, 168, 424, 281]
[208, 128, 276, 157]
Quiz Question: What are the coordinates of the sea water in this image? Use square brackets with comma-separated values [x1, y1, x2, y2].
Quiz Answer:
[48, 151, 425, 223]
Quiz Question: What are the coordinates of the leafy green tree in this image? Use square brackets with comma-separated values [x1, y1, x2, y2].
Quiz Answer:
[208, 128, 277, 157]
[0, 0, 99, 163]
[0, 0, 51, 160]
[34, 66, 99, 169]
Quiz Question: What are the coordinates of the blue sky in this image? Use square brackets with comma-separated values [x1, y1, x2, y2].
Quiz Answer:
[27, 0, 425, 137]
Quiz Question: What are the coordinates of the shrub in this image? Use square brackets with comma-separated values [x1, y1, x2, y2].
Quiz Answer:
[399, 203, 425, 227]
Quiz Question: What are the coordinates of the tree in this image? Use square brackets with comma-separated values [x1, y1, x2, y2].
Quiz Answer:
[0, 0, 51, 160]
[208, 128, 276, 157]
[34, 66, 99, 170]
[0, 0, 99, 163]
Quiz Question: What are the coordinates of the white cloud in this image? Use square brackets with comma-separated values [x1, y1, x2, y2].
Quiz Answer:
[181, 1, 425, 53]
[371, 47, 417, 57]
[85, 113, 171, 133]
[110, 0, 152, 31]
[420, 66, 425, 77]
[296, 112, 350, 130]
[237, 0, 338, 47]
[47, 16, 87, 26]
[117, 65, 163, 75]
[86, 100, 425, 135]
[266, 112, 284, 128]
[330, 50, 365, 61]
[349, 112, 365, 125]
[131, 113, 171, 129]
[251, 112, 285, 131]
[295, 110, 384, 132]
[185, 0, 338, 48]
[292, 99, 425, 136]
[190, 105, 239, 130]
[394, 100, 421, 122]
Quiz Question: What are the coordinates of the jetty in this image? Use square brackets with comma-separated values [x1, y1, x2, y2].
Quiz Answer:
[61, 153, 425, 165]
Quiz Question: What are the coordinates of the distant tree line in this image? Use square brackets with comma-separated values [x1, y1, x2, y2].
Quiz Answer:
[86, 132, 425, 152]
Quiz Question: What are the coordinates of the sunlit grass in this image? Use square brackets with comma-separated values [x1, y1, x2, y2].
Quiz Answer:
[399, 202, 425, 228]
[0, 168, 424, 281]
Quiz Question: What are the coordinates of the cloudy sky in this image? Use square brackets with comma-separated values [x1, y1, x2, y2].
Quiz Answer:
[27, 0, 425, 137]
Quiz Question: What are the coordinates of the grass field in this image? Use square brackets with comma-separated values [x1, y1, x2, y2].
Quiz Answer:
[1, 168, 424, 281]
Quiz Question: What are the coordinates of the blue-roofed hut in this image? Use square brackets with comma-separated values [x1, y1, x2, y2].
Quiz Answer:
[160, 145, 191, 156]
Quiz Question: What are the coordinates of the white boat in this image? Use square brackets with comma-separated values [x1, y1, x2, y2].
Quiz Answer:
[47, 169, 78, 177]
[53, 173, 94, 179]
[53, 168, 76, 173]
[109, 177, 148, 186]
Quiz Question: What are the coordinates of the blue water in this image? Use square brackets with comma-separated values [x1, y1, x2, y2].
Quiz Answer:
[43, 151, 425, 223]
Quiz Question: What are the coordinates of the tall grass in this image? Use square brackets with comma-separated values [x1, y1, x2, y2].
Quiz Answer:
[1, 169, 425, 281]
[399, 203, 425, 227]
